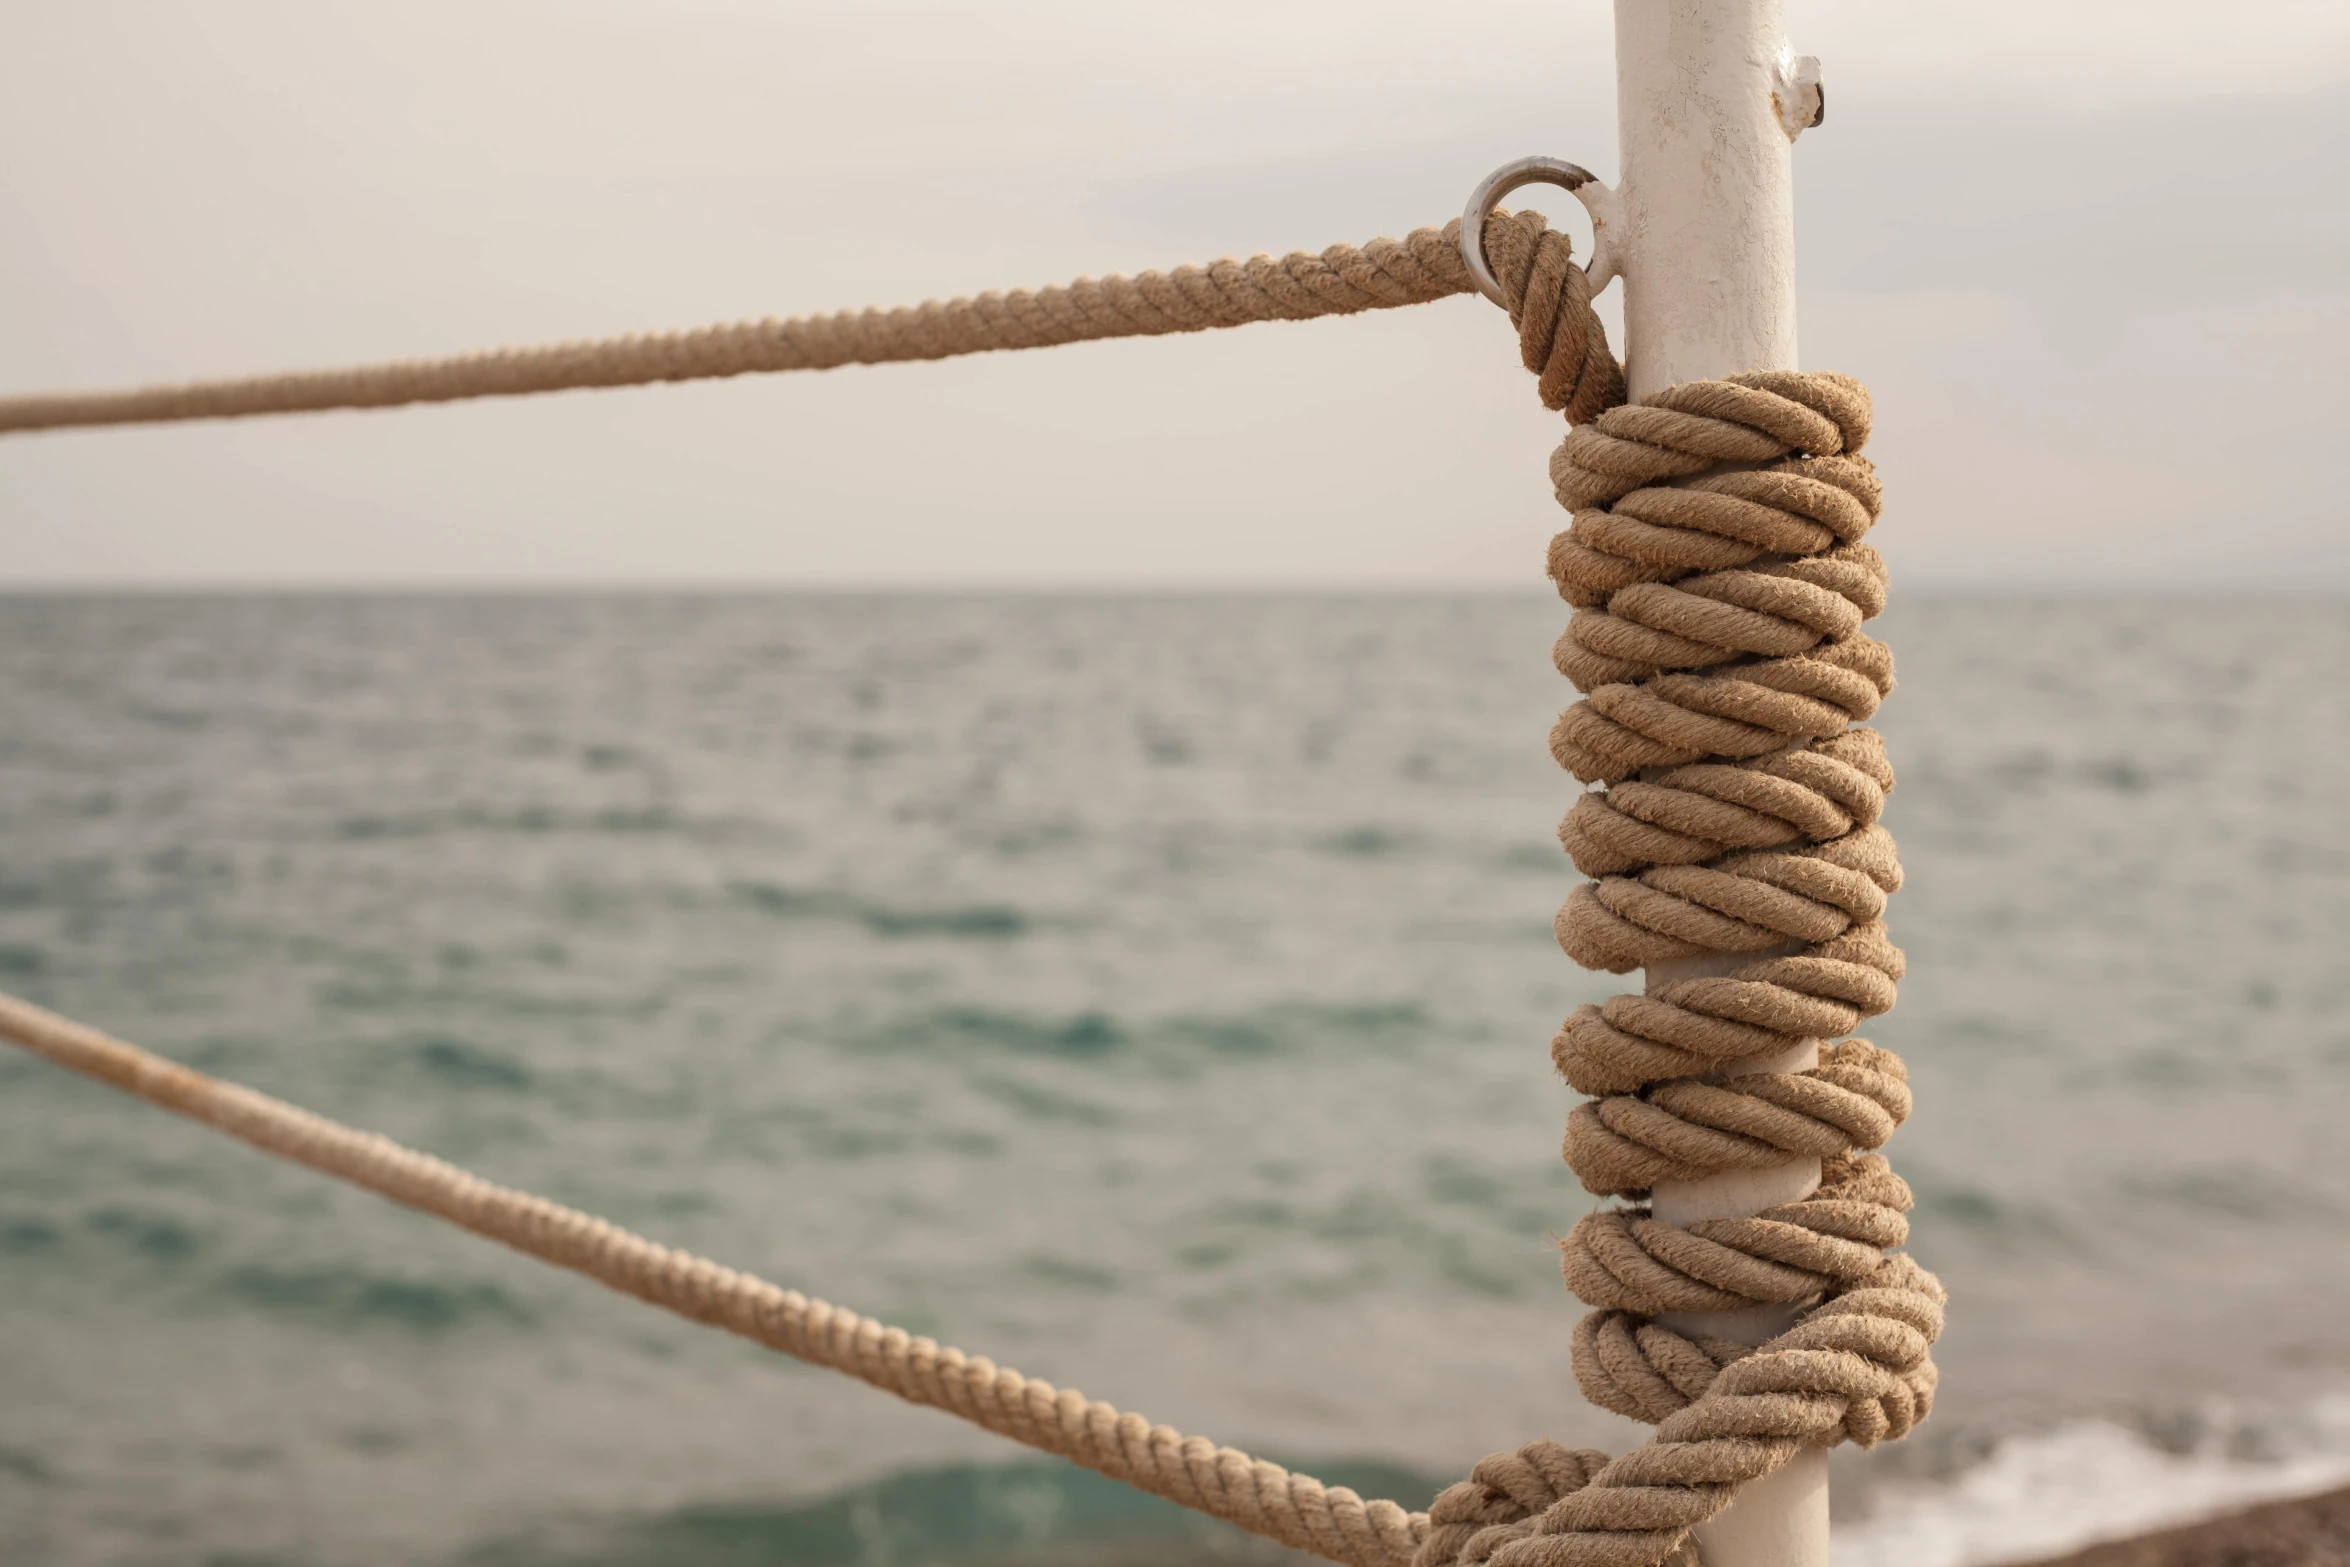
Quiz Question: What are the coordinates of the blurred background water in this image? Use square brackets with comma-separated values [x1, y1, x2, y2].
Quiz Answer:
[0, 591, 2345, 1567]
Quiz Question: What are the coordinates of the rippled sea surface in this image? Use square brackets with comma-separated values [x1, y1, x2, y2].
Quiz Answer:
[2, 593, 2346, 1567]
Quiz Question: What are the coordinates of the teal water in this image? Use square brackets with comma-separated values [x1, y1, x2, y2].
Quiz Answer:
[1, 594, 2345, 1566]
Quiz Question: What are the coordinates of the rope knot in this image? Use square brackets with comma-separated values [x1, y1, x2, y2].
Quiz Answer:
[1414, 1441, 1613, 1567]
[1464, 209, 1625, 426]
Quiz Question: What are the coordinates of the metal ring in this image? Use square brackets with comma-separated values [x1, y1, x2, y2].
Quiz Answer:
[1460, 156, 1619, 309]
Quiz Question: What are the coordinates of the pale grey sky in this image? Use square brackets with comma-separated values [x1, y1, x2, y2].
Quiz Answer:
[3, 1, 2345, 589]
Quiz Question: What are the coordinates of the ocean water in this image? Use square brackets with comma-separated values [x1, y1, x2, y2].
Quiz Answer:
[0, 592, 2345, 1567]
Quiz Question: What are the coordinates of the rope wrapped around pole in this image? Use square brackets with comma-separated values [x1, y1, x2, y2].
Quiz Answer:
[1406, 285, 1945, 1562]
[0, 213, 1579, 436]
[0, 210, 1944, 1567]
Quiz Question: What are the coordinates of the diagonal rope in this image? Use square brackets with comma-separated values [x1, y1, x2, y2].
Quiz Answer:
[0, 214, 1581, 436]
[0, 987, 1432, 1567]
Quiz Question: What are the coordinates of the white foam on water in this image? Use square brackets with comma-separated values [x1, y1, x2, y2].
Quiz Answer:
[1833, 1395, 2350, 1567]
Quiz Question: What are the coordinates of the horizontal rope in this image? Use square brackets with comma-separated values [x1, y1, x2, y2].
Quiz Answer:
[0, 988, 1429, 1567]
[0, 219, 1508, 436]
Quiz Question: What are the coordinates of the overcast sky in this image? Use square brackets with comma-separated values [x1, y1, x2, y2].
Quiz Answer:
[3, 1, 2345, 590]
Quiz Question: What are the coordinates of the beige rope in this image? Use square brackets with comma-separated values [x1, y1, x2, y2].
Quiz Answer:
[1407, 371, 1946, 1567]
[0, 218, 1946, 1565]
[0, 211, 1624, 1567]
[0, 210, 1613, 436]
[0, 988, 1432, 1567]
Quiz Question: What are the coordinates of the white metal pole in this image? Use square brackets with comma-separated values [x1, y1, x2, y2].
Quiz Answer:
[1610, 3, 1828, 1565]
[1610, 0, 1817, 399]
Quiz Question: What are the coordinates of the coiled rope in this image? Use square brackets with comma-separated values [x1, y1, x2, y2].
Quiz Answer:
[0, 212, 1597, 436]
[1404, 373, 1946, 1567]
[0, 209, 1942, 1567]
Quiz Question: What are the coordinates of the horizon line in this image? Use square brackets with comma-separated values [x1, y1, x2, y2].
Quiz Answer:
[3, 579, 2346, 600]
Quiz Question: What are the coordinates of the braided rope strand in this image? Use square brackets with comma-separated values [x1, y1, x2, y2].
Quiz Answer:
[0, 989, 1431, 1567]
[0, 211, 1603, 435]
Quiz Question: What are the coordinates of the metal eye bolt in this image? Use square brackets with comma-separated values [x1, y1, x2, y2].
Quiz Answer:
[1460, 155, 1621, 309]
